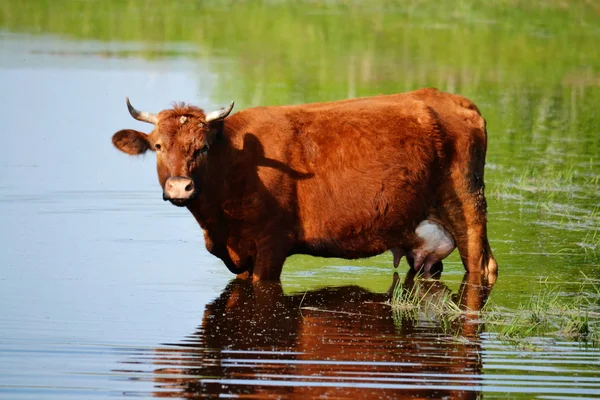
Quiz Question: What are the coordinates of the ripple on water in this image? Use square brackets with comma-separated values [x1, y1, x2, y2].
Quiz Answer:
[106, 279, 600, 399]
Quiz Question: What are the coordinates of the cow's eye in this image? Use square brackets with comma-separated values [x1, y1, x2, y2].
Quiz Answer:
[197, 144, 209, 155]
[192, 146, 209, 160]
[155, 143, 162, 151]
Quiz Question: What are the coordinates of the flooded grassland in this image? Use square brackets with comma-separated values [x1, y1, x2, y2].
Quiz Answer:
[1, 1, 599, 398]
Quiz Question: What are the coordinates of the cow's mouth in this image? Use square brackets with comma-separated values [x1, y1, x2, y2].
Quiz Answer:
[162, 192, 197, 207]
[168, 198, 190, 207]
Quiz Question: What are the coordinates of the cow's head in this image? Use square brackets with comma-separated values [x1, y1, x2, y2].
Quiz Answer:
[112, 98, 234, 207]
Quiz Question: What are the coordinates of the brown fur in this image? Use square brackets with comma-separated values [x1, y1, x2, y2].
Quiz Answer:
[112, 88, 498, 282]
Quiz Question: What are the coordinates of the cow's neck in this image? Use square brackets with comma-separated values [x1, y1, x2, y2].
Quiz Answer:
[186, 130, 233, 236]
[187, 192, 220, 231]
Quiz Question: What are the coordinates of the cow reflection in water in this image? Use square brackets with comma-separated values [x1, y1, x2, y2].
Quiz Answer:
[147, 271, 491, 399]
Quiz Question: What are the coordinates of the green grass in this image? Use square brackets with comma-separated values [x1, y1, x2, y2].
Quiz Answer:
[2, 1, 600, 104]
[389, 278, 464, 337]
[484, 276, 600, 346]
[388, 273, 600, 347]
[390, 279, 461, 316]
[579, 229, 600, 260]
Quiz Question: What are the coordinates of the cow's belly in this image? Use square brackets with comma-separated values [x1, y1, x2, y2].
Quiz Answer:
[297, 149, 438, 252]
[296, 212, 423, 260]
[296, 239, 387, 259]
[297, 172, 432, 258]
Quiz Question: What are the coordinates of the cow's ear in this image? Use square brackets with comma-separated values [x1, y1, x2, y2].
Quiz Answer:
[112, 129, 151, 155]
[205, 120, 224, 146]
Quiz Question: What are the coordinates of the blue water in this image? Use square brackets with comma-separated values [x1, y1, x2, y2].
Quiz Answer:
[1, 32, 599, 399]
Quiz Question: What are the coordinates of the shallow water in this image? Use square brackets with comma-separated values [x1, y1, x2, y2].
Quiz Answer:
[1, 2, 600, 399]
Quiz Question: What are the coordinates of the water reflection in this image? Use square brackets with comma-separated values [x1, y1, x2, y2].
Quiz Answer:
[123, 272, 491, 398]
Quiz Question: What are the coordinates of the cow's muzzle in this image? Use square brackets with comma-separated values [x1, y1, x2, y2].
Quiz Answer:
[163, 176, 196, 207]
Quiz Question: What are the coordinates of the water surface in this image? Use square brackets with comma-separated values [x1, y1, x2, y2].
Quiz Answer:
[1, 1, 599, 399]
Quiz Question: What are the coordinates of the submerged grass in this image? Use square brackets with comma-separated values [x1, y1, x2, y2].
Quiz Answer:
[488, 157, 600, 262]
[579, 230, 600, 261]
[388, 273, 600, 347]
[389, 278, 462, 318]
[389, 277, 469, 338]
[484, 276, 600, 346]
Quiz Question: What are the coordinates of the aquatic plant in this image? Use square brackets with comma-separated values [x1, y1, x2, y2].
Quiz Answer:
[386, 273, 600, 347]
[485, 275, 600, 347]
[389, 276, 464, 337]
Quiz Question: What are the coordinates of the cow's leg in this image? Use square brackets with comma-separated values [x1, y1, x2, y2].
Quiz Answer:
[236, 270, 252, 280]
[440, 166, 497, 277]
[251, 240, 288, 282]
[252, 255, 285, 282]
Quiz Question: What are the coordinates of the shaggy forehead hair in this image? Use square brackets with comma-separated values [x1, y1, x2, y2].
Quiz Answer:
[160, 103, 207, 122]
[157, 104, 209, 150]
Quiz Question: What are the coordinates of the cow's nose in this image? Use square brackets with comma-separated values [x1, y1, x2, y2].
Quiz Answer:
[163, 176, 195, 202]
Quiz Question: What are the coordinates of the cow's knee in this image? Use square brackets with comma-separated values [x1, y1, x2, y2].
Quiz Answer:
[236, 270, 252, 280]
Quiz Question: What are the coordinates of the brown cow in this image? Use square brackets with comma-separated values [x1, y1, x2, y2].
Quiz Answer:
[112, 88, 497, 282]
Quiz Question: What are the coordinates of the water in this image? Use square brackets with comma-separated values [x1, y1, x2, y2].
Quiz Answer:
[1, 1, 599, 399]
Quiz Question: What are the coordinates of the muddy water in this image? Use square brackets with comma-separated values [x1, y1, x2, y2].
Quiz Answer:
[2, 2, 600, 399]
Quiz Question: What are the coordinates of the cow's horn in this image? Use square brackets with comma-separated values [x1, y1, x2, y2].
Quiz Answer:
[126, 97, 159, 125]
[205, 101, 235, 123]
